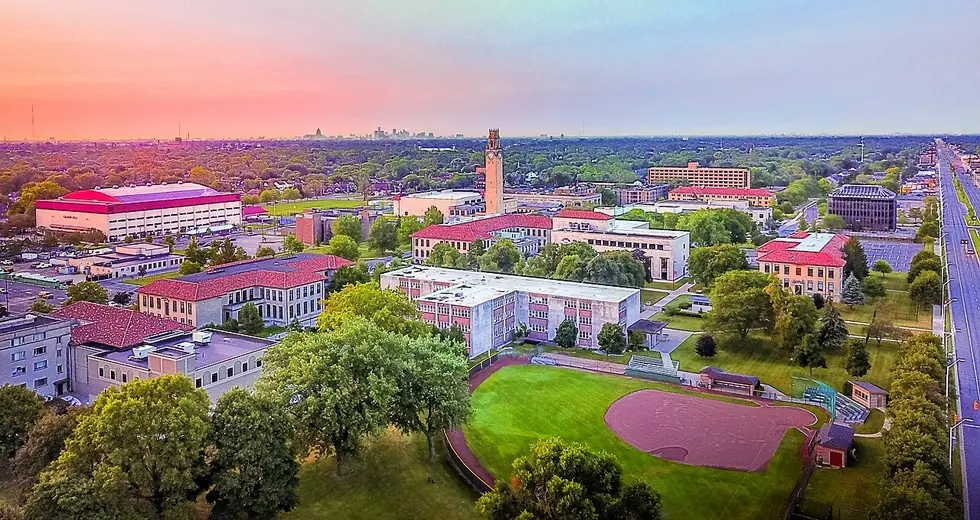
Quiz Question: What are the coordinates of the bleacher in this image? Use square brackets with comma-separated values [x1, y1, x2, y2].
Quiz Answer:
[625, 355, 682, 384]
[801, 386, 869, 424]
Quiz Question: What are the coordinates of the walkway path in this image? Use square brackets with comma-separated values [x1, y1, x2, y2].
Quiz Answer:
[640, 282, 694, 319]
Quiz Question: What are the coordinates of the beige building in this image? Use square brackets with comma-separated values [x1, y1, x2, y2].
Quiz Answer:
[411, 214, 552, 264]
[550, 209, 690, 282]
[668, 186, 774, 207]
[393, 190, 485, 218]
[648, 162, 750, 189]
[756, 232, 848, 300]
[505, 191, 602, 208]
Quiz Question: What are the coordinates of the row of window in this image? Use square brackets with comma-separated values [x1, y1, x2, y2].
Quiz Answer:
[586, 238, 668, 251]
[763, 264, 836, 278]
[10, 361, 62, 376]
[194, 359, 261, 388]
[563, 300, 592, 311]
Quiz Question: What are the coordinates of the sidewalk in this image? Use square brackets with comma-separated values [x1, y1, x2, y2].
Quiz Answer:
[640, 282, 694, 319]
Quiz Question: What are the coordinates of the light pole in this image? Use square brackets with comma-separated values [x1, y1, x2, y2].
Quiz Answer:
[951, 417, 973, 467]
[947, 357, 964, 406]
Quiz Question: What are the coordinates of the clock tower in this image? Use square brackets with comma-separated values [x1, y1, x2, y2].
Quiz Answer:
[485, 129, 504, 215]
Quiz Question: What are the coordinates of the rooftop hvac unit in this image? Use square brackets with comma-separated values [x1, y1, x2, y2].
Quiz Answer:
[132, 345, 157, 359]
[192, 331, 213, 344]
[176, 342, 196, 354]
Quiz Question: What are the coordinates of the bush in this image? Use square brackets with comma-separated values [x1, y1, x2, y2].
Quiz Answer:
[678, 302, 692, 310]
[695, 334, 717, 358]
[872, 260, 893, 274]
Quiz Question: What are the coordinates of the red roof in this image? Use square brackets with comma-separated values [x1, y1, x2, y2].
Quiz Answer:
[53, 302, 191, 349]
[137, 254, 352, 301]
[756, 233, 848, 268]
[670, 186, 773, 198]
[242, 205, 268, 216]
[412, 214, 552, 242]
[554, 209, 612, 221]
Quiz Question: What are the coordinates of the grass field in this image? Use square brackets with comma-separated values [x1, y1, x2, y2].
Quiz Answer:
[285, 429, 478, 520]
[263, 198, 363, 217]
[645, 277, 690, 291]
[651, 294, 706, 332]
[878, 272, 909, 292]
[463, 365, 811, 520]
[800, 438, 886, 520]
[122, 270, 182, 286]
[641, 289, 669, 306]
[835, 290, 931, 329]
[854, 409, 885, 434]
[670, 333, 898, 394]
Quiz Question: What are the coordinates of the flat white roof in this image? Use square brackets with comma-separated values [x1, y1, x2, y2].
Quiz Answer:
[418, 283, 512, 306]
[793, 233, 836, 252]
[401, 190, 482, 201]
[384, 265, 639, 303]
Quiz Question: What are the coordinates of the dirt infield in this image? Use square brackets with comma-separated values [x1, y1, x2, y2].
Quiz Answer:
[605, 389, 816, 472]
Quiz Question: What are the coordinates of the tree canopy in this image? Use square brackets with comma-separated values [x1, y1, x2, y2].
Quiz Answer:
[707, 270, 774, 339]
[65, 281, 109, 305]
[687, 244, 749, 288]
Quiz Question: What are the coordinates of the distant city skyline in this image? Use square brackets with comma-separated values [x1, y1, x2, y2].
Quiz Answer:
[2, 0, 980, 140]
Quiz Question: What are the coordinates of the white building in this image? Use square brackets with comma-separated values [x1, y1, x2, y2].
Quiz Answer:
[393, 190, 485, 218]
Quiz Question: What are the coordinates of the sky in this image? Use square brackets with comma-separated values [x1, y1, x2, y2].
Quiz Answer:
[2, 0, 979, 140]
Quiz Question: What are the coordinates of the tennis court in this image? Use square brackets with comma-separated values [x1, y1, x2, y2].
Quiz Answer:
[860, 240, 922, 273]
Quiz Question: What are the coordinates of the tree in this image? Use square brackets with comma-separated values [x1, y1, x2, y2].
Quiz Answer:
[111, 291, 132, 305]
[332, 215, 363, 242]
[706, 270, 774, 340]
[29, 298, 53, 314]
[183, 236, 206, 264]
[862, 273, 888, 299]
[206, 389, 299, 520]
[237, 302, 264, 335]
[845, 340, 872, 377]
[318, 282, 429, 337]
[820, 213, 846, 231]
[479, 240, 522, 273]
[189, 165, 217, 187]
[695, 334, 717, 357]
[389, 335, 470, 460]
[259, 189, 280, 204]
[816, 304, 849, 353]
[368, 218, 398, 253]
[280, 187, 301, 201]
[397, 218, 425, 246]
[65, 281, 109, 305]
[628, 330, 646, 352]
[583, 251, 645, 288]
[0, 385, 45, 460]
[426, 242, 465, 268]
[11, 407, 85, 493]
[598, 323, 626, 354]
[423, 206, 444, 226]
[794, 336, 827, 376]
[687, 244, 749, 288]
[812, 292, 825, 309]
[329, 263, 371, 292]
[916, 219, 939, 242]
[328, 234, 359, 261]
[909, 270, 942, 319]
[907, 256, 942, 284]
[476, 438, 664, 520]
[254, 245, 276, 258]
[555, 319, 578, 348]
[241, 194, 260, 206]
[26, 376, 210, 519]
[178, 259, 202, 275]
[872, 260, 893, 274]
[842, 237, 869, 280]
[437, 322, 467, 345]
[840, 273, 865, 308]
[256, 319, 402, 475]
[7, 180, 68, 216]
[866, 314, 906, 346]
[283, 234, 306, 253]
[599, 188, 617, 206]
[773, 294, 818, 352]
[553, 254, 588, 281]
[162, 235, 175, 249]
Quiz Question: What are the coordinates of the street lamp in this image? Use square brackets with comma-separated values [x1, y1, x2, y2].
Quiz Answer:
[946, 357, 963, 405]
[950, 417, 973, 467]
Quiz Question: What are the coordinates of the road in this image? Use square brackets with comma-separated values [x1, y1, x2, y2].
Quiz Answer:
[777, 200, 819, 237]
[936, 139, 980, 519]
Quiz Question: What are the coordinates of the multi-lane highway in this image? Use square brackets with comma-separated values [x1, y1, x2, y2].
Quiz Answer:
[937, 139, 980, 519]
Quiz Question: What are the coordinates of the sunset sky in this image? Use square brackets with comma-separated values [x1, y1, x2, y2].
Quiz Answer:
[2, 0, 979, 139]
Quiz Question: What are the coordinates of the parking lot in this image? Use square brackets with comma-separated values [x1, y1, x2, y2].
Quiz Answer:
[860, 240, 922, 273]
[1, 280, 67, 314]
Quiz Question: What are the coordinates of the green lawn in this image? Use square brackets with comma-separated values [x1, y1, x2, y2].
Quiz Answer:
[641, 289, 669, 306]
[263, 198, 363, 217]
[464, 365, 811, 520]
[800, 438, 886, 520]
[303, 243, 386, 260]
[835, 290, 931, 329]
[121, 270, 183, 286]
[854, 409, 885, 435]
[285, 429, 478, 520]
[971, 229, 980, 254]
[878, 272, 909, 291]
[651, 295, 706, 332]
[670, 333, 898, 394]
[645, 277, 690, 291]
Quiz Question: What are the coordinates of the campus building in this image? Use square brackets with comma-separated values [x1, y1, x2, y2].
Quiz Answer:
[504, 191, 602, 208]
[614, 185, 670, 205]
[485, 129, 505, 215]
[136, 253, 352, 328]
[294, 208, 377, 246]
[755, 232, 848, 300]
[667, 186, 774, 207]
[647, 163, 751, 189]
[36, 183, 242, 241]
[68, 243, 182, 279]
[393, 190, 485, 218]
[54, 302, 273, 404]
[411, 214, 552, 263]
[827, 184, 897, 232]
[0, 314, 74, 397]
[598, 200, 773, 229]
[381, 265, 641, 356]
[550, 209, 690, 282]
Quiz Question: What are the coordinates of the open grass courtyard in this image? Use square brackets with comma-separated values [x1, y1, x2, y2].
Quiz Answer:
[262, 198, 363, 217]
[463, 364, 810, 520]
[799, 437, 886, 520]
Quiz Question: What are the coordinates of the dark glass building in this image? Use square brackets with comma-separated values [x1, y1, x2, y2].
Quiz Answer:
[828, 184, 897, 231]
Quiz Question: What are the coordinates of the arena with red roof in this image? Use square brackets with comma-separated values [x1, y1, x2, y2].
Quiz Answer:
[668, 186, 774, 207]
[35, 182, 242, 242]
[136, 253, 352, 328]
[756, 232, 849, 300]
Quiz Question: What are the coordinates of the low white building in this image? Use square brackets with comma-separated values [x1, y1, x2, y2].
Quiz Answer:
[598, 200, 773, 229]
[69, 243, 182, 279]
[393, 190, 485, 218]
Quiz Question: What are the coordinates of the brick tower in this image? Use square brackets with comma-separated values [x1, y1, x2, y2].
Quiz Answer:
[485, 129, 504, 215]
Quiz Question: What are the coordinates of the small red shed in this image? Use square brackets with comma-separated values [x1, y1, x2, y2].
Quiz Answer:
[814, 423, 854, 469]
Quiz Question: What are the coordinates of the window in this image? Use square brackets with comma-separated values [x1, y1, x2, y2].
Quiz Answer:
[33, 378, 47, 389]
[187, 303, 193, 313]
[227, 367, 234, 378]
[99, 366, 104, 377]
[828, 270, 835, 279]
[256, 359, 262, 368]
[195, 378, 202, 388]
[212, 372, 219, 383]
[764, 263, 770, 273]
[33, 360, 47, 371]
[10, 351, 25, 362]
[57, 364, 63, 374]
[12, 366, 26, 376]
[242, 362, 248, 372]
[56, 348, 62, 358]
[818, 268, 824, 278]
[795, 267, 801, 276]
[807, 267, 813, 277]
[121, 373, 128, 383]
[109, 370, 116, 380]
[783, 265, 789, 275]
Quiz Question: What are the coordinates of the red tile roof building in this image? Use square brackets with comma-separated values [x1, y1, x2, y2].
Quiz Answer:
[756, 233, 848, 300]
[53, 302, 191, 349]
[412, 214, 552, 263]
[137, 253, 352, 328]
[668, 186, 774, 207]
[648, 162, 751, 189]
